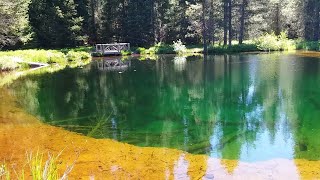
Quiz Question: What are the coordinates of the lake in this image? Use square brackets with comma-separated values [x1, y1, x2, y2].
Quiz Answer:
[6, 52, 320, 162]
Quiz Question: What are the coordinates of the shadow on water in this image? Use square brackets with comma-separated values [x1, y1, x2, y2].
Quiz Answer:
[6, 53, 320, 162]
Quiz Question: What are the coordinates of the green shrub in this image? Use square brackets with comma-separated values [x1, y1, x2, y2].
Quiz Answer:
[137, 43, 175, 55]
[91, 52, 103, 57]
[155, 43, 175, 54]
[254, 32, 295, 51]
[254, 32, 281, 51]
[66, 51, 80, 61]
[135, 47, 146, 54]
[207, 43, 258, 54]
[66, 51, 91, 62]
[296, 40, 320, 51]
[46, 51, 67, 64]
[121, 50, 132, 56]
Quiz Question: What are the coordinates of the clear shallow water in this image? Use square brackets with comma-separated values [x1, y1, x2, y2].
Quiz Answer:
[7, 53, 320, 162]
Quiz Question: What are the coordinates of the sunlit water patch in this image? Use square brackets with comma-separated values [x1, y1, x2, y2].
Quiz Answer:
[7, 53, 320, 162]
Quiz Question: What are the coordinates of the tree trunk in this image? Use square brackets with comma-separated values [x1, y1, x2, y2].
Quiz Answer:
[228, 0, 232, 46]
[208, 0, 215, 44]
[274, 3, 281, 36]
[223, 0, 228, 46]
[239, 0, 247, 44]
[202, 0, 208, 54]
[90, 0, 97, 44]
[314, 1, 320, 41]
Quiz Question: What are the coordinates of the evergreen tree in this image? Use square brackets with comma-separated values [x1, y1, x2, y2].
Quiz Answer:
[0, 0, 31, 49]
[29, 0, 83, 48]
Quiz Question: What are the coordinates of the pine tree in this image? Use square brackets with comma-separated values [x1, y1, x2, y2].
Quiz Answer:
[29, 0, 83, 48]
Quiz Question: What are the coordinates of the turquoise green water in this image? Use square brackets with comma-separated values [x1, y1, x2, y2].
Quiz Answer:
[6, 53, 320, 162]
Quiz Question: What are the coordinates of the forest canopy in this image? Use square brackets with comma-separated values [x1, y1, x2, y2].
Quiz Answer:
[0, 0, 319, 49]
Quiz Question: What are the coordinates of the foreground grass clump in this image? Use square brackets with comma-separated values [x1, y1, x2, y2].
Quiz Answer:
[0, 151, 75, 180]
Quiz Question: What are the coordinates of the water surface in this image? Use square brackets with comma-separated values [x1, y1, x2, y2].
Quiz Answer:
[7, 53, 320, 162]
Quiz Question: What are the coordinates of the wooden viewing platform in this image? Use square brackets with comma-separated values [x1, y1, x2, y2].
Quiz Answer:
[95, 43, 130, 55]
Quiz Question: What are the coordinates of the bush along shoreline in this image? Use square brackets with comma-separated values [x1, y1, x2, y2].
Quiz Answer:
[90, 32, 299, 57]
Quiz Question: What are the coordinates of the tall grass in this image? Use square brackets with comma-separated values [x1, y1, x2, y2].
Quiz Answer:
[0, 49, 91, 66]
[0, 56, 21, 71]
[0, 164, 10, 180]
[0, 151, 76, 180]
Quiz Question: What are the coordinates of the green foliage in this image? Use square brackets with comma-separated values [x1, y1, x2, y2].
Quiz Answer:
[135, 47, 147, 54]
[0, 50, 66, 64]
[121, 50, 132, 56]
[296, 40, 320, 51]
[66, 51, 91, 62]
[0, 49, 91, 65]
[254, 32, 295, 51]
[28, 0, 84, 48]
[155, 44, 175, 54]
[60, 46, 93, 54]
[138, 43, 175, 55]
[91, 52, 104, 57]
[208, 44, 259, 54]
[0, 0, 31, 49]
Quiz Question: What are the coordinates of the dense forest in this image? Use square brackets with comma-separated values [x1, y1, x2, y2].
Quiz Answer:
[1, 0, 320, 49]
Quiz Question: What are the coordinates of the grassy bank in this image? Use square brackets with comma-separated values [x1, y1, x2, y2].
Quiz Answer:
[0, 49, 92, 87]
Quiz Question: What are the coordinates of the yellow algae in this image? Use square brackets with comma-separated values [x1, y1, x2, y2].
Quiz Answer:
[1, 87, 320, 179]
[295, 159, 320, 180]
[220, 159, 239, 174]
[0, 88, 39, 125]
